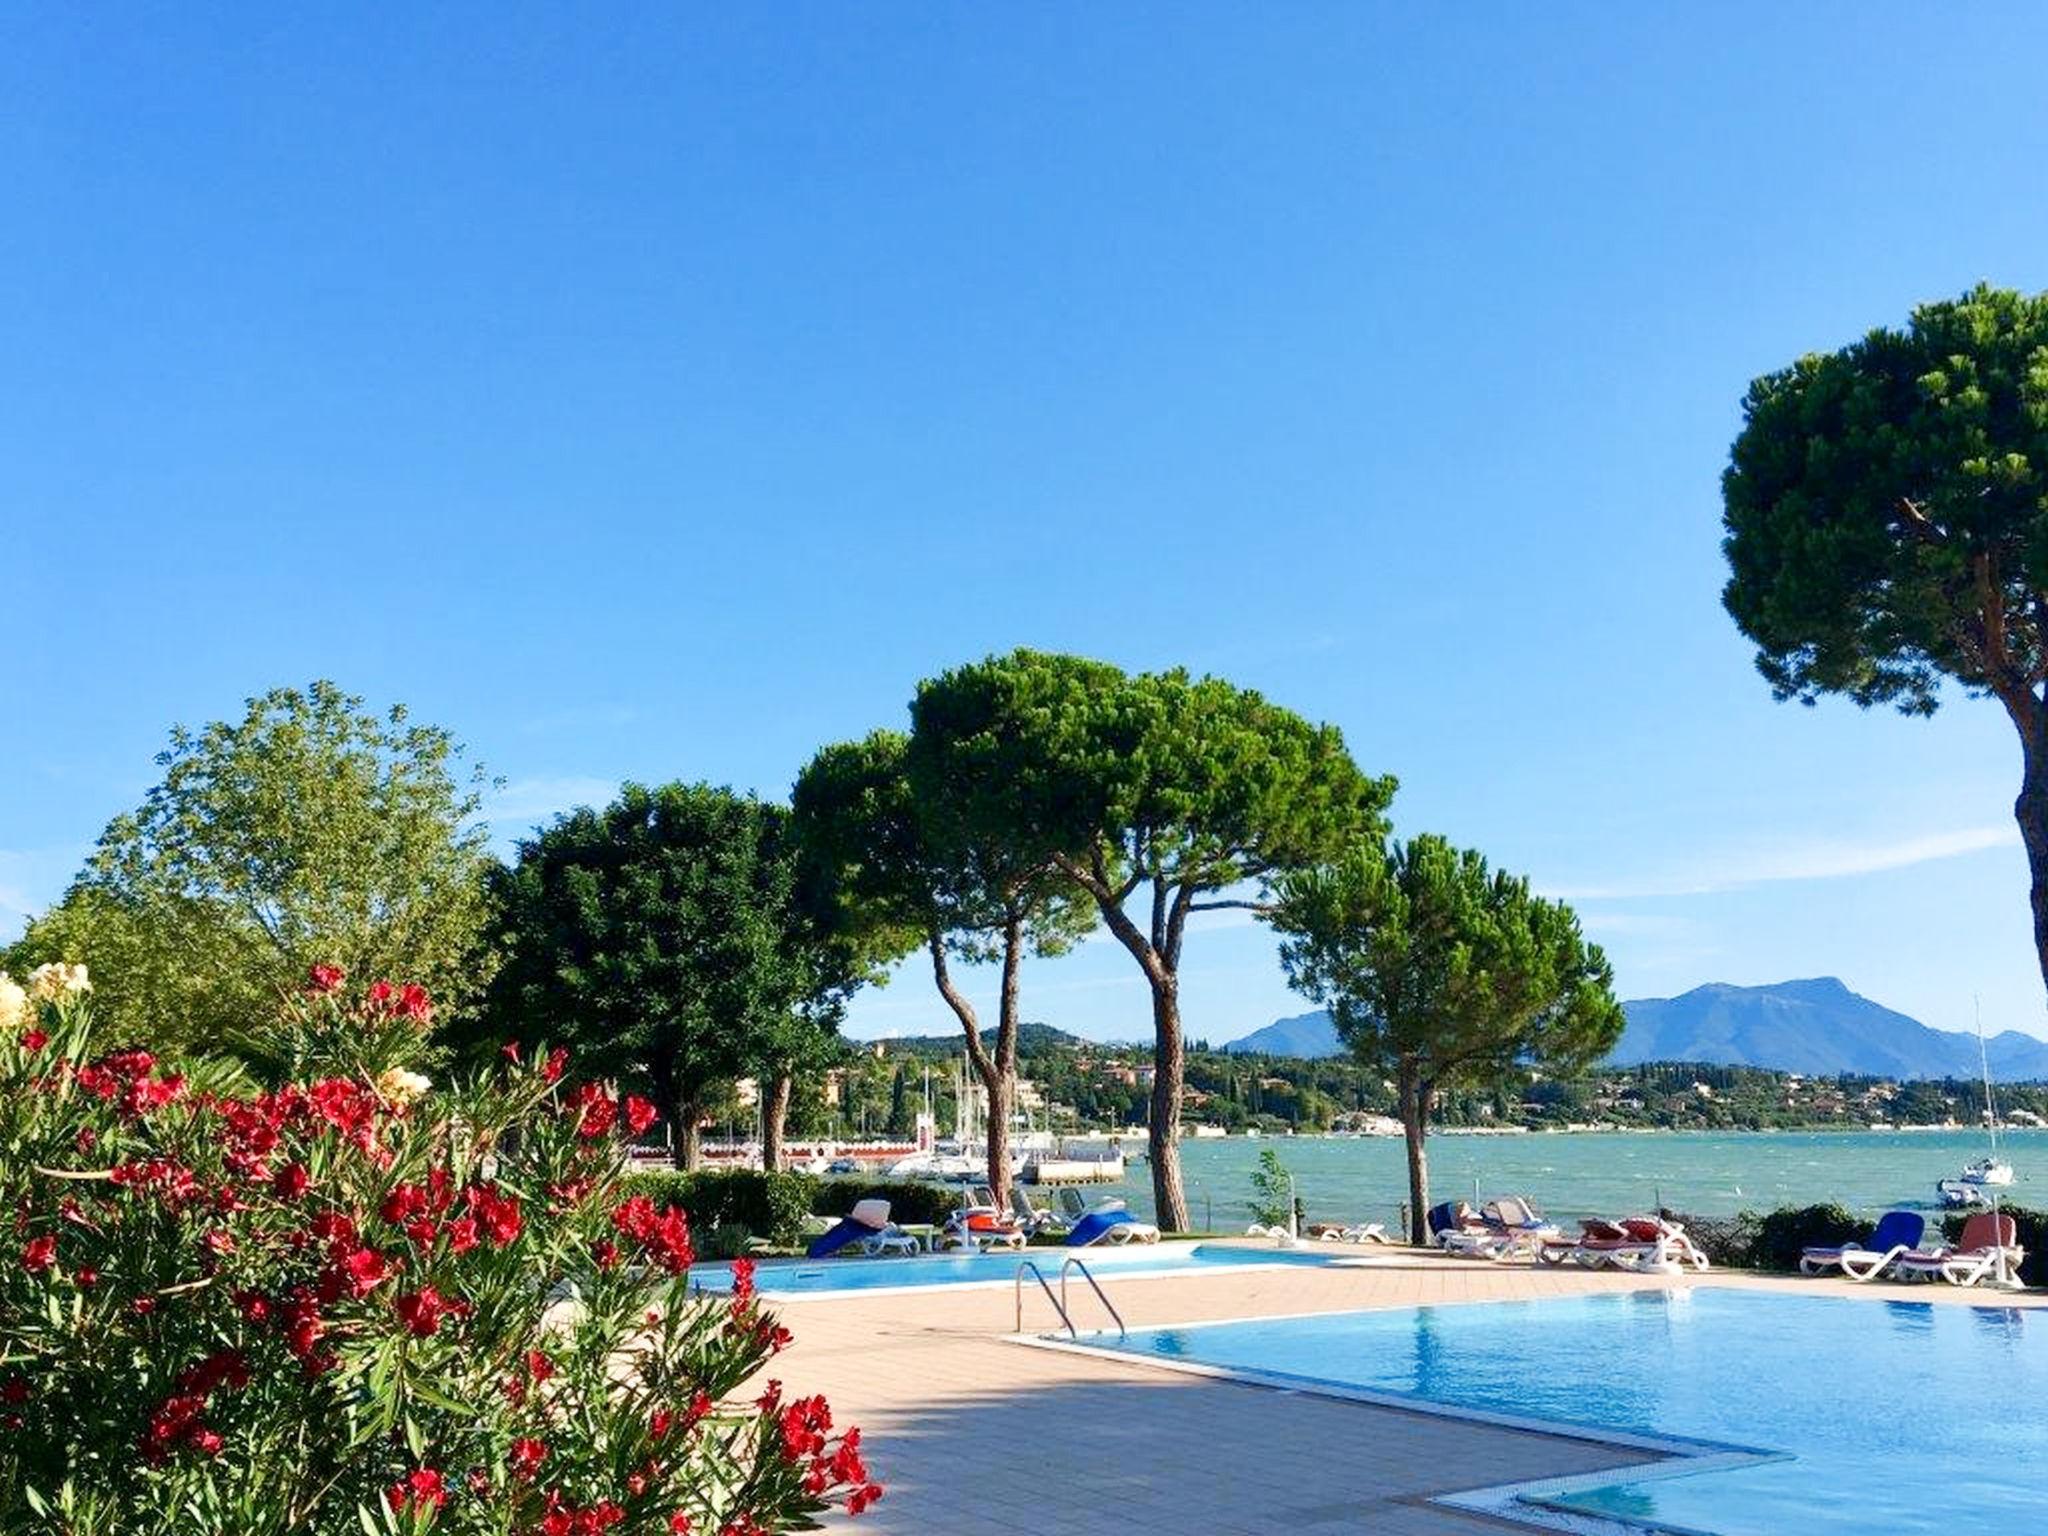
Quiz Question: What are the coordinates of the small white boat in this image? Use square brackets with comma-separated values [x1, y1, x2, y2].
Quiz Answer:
[1961, 1156, 2013, 1187]
[1936, 999, 2020, 1208]
[1937, 1178, 1995, 1211]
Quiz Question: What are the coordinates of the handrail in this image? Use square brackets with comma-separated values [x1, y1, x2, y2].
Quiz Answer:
[1059, 1256, 1128, 1341]
[1014, 1258, 1075, 1337]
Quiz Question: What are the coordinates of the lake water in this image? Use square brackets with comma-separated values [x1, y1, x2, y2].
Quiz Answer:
[1089, 1127, 2048, 1228]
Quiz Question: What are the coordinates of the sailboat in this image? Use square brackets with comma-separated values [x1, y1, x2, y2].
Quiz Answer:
[1937, 999, 2015, 1209]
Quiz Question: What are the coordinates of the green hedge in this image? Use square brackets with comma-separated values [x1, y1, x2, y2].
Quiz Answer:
[1746, 1203, 1864, 1273]
[811, 1176, 962, 1228]
[1942, 1204, 2047, 1287]
[615, 1170, 969, 1246]
[1660, 1204, 1865, 1272]
[617, 1169, 819, 1248]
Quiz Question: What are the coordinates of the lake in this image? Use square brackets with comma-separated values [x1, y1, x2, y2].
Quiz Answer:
[1091, 1127, 2048, 1228]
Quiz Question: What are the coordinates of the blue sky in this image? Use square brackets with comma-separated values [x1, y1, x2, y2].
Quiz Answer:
[6, 5, 2048, 1045]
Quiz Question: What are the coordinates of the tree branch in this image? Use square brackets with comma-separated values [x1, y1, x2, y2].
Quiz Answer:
[928, 931, 993, 1081]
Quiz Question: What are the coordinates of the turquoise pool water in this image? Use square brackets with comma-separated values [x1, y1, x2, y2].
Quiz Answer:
[1091, 1289, 2045, 1535]
[693, 1240, 1333, 1295]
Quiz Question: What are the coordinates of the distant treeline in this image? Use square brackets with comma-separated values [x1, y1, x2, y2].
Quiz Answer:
[834, 1032, 2048, 1135]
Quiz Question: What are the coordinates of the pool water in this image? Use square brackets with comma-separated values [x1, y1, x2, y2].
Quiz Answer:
[1090, 1289, 2045, 1535]
[693, 1240, 1334, 1295]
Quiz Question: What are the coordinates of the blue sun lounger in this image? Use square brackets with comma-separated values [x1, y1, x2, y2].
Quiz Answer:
[1799, 1209, 1923, 1282]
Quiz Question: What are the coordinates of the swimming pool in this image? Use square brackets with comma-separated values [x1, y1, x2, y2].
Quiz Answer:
[693, 1240, 1335, 1296]
[1074, 1289, 2046, 1535]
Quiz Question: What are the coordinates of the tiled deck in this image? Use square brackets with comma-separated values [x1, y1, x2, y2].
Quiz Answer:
[775, 1243, 2044, 1535]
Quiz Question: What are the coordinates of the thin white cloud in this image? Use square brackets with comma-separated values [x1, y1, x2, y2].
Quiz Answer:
[1550, 825, 2020, 902]
[1577, 912, 1699, 937]
[482, 776, 617, 830]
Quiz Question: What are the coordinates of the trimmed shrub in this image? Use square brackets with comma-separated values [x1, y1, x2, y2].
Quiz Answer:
[1941, 1204, 2047, 1287]
[1659, 1209, 1759, 1270]
[1746, 1203, 1863, 1272]
[616, 1169, 820, 1248]
[813, 1177, 962, 1228]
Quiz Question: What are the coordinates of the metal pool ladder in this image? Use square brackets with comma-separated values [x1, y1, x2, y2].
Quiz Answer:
[1014, 1256, 1127, 1341]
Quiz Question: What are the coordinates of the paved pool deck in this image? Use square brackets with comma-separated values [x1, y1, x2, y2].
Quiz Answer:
[773, 1241, 2045, 1535]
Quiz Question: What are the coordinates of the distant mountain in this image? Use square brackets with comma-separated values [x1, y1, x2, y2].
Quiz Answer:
[1222, 1010, 1343, 1058]
[1612, 978, 2048, 1082]
[1218, 979, 2048, 1081]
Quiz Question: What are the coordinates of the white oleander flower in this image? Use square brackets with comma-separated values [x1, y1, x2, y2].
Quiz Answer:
[27, 962, 91, 1002]
[0, 974, 25, 1034]
[376, 1066, 432, 1106]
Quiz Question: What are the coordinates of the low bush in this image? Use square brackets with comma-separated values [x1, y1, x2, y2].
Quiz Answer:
[812, 1177, 961, 1228]
[1658, 1209, 1759, 1270]
[616, 1169, 820, 1248]
[1942, 1204, 2047, 1287]
[1744, 1202, 1863, 1272]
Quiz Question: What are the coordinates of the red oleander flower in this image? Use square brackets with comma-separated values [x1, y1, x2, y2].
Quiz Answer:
[273, 1161, 311, 1199]
[340, 1246, 390, 1297]
[624, 1094, 659, 1136]
[307, 964, 346, 994]
[396, 983, 433, 1024]
[509, 1436, 548, 1479]
[467, 1185, 523, 1247]
[395, 1286, 450, 1338]
[388, 1466, 448, 1513]
[21, 1236, 55, 1274]
[20, 1029, 47, 1053]
[567, 1082, 616, 1139]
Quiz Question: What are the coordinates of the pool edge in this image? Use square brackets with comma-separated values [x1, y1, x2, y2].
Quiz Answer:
[1014, 1306, 1789, 1536]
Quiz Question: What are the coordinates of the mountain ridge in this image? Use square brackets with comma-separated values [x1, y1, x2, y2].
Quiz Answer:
[1221, 978, 2048, 1081]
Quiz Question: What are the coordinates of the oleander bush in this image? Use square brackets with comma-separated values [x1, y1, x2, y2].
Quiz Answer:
[0, 965, 879, 1536]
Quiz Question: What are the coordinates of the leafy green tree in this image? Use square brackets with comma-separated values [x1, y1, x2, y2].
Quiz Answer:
[911, 650, 1393, 1230]
[481, 782, 827, 1170]
[6, 682, 495, 1052]
[1723, 284, 2048, 997]
[885, 1062, 912, 1139]
[792, 729, 1091, 1207]
[1246, 1146, 1300, 1230]
[1273, 835, 1623, 1242]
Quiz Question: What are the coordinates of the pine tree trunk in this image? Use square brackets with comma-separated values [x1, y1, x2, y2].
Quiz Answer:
[676, 1095, 704, 1171]
[1399, 1065, 1431, 1244]
[2017, 728, 2048, 999]
[1148, 974, 1190, 1232]
[986, 915, 1024, 1212]
[762, 1071, 793, 1173]
[985, 1075, 1013, 1211]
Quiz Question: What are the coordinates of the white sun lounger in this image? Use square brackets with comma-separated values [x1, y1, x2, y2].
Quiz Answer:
[1892, 1212, 2025, 1287]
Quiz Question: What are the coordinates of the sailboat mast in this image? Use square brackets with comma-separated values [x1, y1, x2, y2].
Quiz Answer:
[1977, 995, 2000, 1155]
